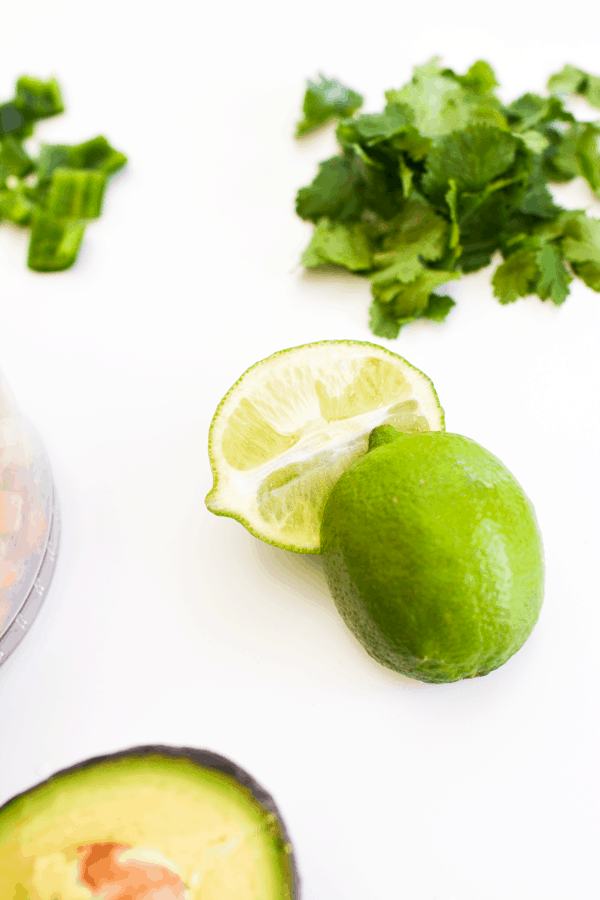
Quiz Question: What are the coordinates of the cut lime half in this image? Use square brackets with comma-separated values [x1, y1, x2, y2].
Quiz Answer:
[205, 340, 444, 553]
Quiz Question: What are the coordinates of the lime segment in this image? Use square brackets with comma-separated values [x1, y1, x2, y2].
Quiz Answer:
[206, 341, 444, 553]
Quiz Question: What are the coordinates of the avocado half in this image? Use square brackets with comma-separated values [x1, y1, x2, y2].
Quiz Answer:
[0, 745, 300, 900]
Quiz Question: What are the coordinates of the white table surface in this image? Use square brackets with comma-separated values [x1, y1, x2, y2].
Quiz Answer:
[1, 2, 600, 898]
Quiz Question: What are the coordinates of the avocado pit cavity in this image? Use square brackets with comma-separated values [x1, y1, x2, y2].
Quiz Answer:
[78, 843, 186, 900]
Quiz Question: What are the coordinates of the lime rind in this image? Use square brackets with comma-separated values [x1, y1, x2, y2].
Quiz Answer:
[206, 340, 444, 553]
[320, 431, 544, 682]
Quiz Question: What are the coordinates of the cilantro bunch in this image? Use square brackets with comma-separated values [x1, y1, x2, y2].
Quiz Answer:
[0, 75, 126, 272]
[295, 62, 600, 338]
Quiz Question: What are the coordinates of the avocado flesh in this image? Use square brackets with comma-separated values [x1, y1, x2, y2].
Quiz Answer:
[0, 750, 295, 900]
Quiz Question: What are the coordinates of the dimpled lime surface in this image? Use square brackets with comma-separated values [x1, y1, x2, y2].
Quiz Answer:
[321, 430, 544, 683]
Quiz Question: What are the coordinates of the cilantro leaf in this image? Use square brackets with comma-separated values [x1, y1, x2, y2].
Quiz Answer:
[422, 293, 456, 322]
[569, 259, 600, 291]
[446, 60, 499, 97]
[369, 299, 406, 339]
[518, 130, 550, 155]
[295, 155, 366, 223]
[504, 93, 574, 132]
[542, 129, 576, 183]
[586, 77, 600, 109]
[398, 155, 413, 197]
[371, 267, 460, 317]
[518, 156, 560, 219]
[547, 64, 587, 95]
[370, 253, 423, 291]
[574, 123, 600, 198]
[548, 65, 600, 110]
[534, 244, 572, 304]
[336, 103, 414, 147]
[369, 270, 459, 338]
[387, 128, 432, 161]
[295, 58, 600, 336]
[296, 145, 403, 225]
[546, 121, 600, 199]
[492, 250, 539, 303]
[456, 192, 514, 273]
[296, 75, 363, 136]
[560, 212, 600, 291]
[422, 125, 519, 201]
[386, 58, 506, 138]
[443, 179, 461, 265]
[301, 219, 374, 271]
[369, 194, 450, 288]
[545, 124, 583, 182]
[381, 194, 448, 259]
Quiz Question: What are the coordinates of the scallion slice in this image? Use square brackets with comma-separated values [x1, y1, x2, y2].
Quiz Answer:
[43, 168, 107, 219]
[27, 213, 87, 272]
[0, 102, 30, 138]
[0, 188, 37, 226]
[14, 76, 64, 121]
[0, 74, 127, 272]
[0, 137, 34, 178]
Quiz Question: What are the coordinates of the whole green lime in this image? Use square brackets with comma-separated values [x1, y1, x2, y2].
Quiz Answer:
[320, 426, 544, 683]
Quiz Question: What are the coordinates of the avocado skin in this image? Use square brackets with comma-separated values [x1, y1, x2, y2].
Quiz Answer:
[0, 744, 301, 899]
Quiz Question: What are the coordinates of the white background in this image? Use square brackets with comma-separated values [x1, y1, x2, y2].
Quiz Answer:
[1, 2, 600, 898]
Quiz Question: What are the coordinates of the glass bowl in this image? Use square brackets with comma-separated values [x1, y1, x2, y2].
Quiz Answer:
[0, 370, 60, 666]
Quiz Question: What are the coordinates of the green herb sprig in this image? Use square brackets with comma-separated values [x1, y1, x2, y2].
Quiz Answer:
[0, 76, 127, 272]
[295, 60, 600, 337]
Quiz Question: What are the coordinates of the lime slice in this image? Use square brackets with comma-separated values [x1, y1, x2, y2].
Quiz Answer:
[205, 340, 444, 553]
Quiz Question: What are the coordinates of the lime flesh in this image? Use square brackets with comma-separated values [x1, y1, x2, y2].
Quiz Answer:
[206, 342, 444, 553]
[321, 428, 544, 682]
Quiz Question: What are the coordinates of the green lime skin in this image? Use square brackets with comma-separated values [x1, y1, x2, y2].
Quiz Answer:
[320, 428, 544, 683]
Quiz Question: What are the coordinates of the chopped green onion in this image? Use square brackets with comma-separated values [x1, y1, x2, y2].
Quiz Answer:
[0, 77, 63, 139]
[0, 137, 34, 178]
[35, 144, 73, 184]
[43, 168, 107, 219]
[67, 136, 127, 175]
[0, 74, 127, 272]
[14, 76, 64, 121]
[27, 213, 86, 272]
[0, 102, 30, 138]
[37, 136, 127, 184]
[0, 187, 37, 226]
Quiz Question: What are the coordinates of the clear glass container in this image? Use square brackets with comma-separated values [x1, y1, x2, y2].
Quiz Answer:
[0, 370, 59, 666]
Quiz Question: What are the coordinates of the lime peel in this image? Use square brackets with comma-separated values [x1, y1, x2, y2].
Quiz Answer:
[321, 429, 544, 682]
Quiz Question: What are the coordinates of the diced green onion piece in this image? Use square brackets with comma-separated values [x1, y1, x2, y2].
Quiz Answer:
[0, 137, 34, 177]
[0, 187, 36, 226]
[0, 76, 63, 138]
[37, 136, 127, 183]
[27, 213, 86, 271]
[44, 168, 107, 219]
[36, 136, 127, 192]
[0, 102, 28, 137]
[67, 135, 128, 175]
[35, 144, 73, 184]
[15, 76, 64, 120]
[1, 75, 127, 273]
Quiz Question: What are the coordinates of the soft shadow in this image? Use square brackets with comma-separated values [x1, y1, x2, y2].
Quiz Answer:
[298, 264, 365, 290]
[248, 538, 331, 611]
[246, 535, 422, 690]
